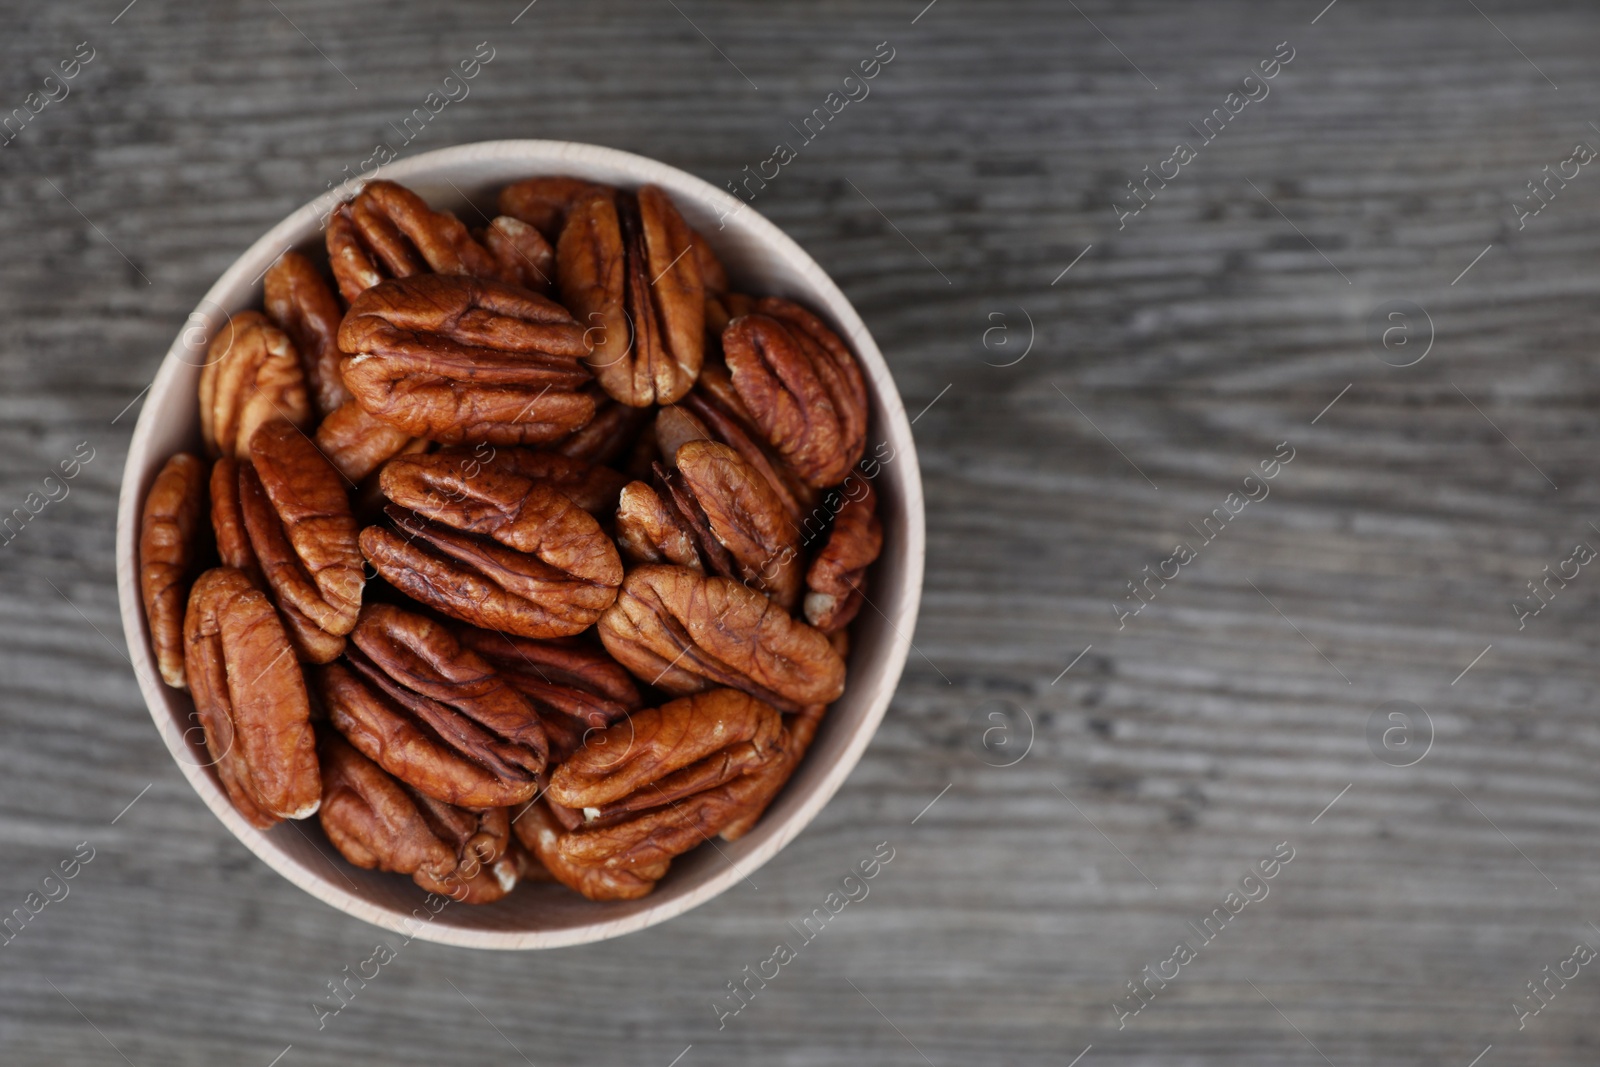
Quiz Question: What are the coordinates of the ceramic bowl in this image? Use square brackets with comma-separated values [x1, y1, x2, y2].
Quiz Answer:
[114, 140, 924, 948]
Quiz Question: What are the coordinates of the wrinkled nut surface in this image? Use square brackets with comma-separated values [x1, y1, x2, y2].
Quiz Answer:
[436, 446, 629, 519]
[313, 399, 423, 485]
[497, 175, 614, 241]
[548, 689, 782, 822]
[339, 273, 595, 446]
[184, 567, 321, 827]
[321, 603, 549, 807]
[512, 800, 666, 901]
[679, 365, 813, 522]
[140, 452, 207, 688]
[722, 702, 825, 841]
[615, 480, 703, 571]
[264, 250, 350, 417]
[722, 298, 868, 488]
[597, 565, 845, 713]
[805, 477, 883, 634]
[364, 451, 623, 637]
[198, 311, 312, 460]
[557, 185, 705, 407]
[211, 456, 346, 664]
[673, 439, 803, 610]
[319, 732, 518, 904]
[456, 626, 640, 762]
[240, 421, 364, 638]
[481, 215, 556, 295]
[326, 179, 503, 303]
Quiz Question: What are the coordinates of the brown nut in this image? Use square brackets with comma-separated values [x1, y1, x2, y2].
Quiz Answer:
[313, 399, 424, 485]
[264, 250, 350, 417]
[672, 439, 803, 611]
[455, 626, 641, 763]
[363, 451, 623, 637]
[320, 603, 549, 807]
[557, 185, 705, 407]
[211, 456, 346, 664]
[511, 799, 666, 901]
[139, 453, 207, 688]
[679, 365, 813, 522]
[548, 689, 783, 822]
[338, 273, 595, 446]
[326, 179, 503, 304]
[596, 565, 845, 713]
[238, 421, 364, 639]
[434, 445, 629, 519]
[804, 476, 883, 634]
[722, 298, 868, 488]
[481, 216, 556, 295]
[615, 480, 703, 571]
[183, 567, 321, 827]
[318, 732, 518, 904]
[497, 175, 615, 242]
[198, 310, 312, 460]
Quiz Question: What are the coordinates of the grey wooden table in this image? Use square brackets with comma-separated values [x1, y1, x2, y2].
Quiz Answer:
[4, 0, 1599, 1063]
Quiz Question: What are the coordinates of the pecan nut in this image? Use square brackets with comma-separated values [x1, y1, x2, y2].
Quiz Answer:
[597, 565, 845, 712]
[198, 311, 312, 460]
[319, 732, 518, 904]
[139, 452, 207, 688]
[326, 179, 503, 303]
[511, 799, 667, 901]
[264, 250, 350, 418]
[238, 421, 364, 639]
[677, 363, 814, 521]
[480, 215, 556, 295]
[804, 476, 883, 634]
[338, 273, 595, 446]
[210, 456, 346, 664]
[361, 450, 623, 638]
[183, 567, 321, 828]
[667, 439, 803, 611]
[454, 626, 641, 762]
[552, 384, 654, 467]
[548, 688, 782, 820]
[497, 175, 614, 242]
[721, 702, 826, 841]
[313, 399, 425, 485]
[615, 480, 703, 571]
[722, 298, 868, 488]
[320, 603, 549, 807]
[437, 445, 629, 520]
[557, 185, 705, 407]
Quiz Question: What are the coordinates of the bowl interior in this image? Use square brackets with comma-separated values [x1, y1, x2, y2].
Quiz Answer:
[114, 141, 924, 948]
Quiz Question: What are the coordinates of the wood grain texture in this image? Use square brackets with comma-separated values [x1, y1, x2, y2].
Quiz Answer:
[2, 1, 1599, 1064]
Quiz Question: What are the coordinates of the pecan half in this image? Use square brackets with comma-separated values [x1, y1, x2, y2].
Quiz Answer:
[597, 565, 845, 713]
[552, 385, 654, 467]
[211, 456, 345, 663]
[326, 180, 503, 304]
[313, 399, 424, 485]
[455, 626, 641, 762]
[804, 477, 883, 633]
[722, 298, 868, 488]
[548, 689, 783, 820]
[678, 364, 813, 521]
[672, 439, 802, 611]
[264, 250, 350, 417]
[318, 732, 518, 904]
[367, 450, 622, 635]
[511, 799, 666, 901]
[339, 273, 595, 446]
[480, 216, 556, 295]
[615, 480, 702, 571]
[557, 185, 705, 407]
[320, 603, 549, 807]
[239, 421, 364, 640]
[436, 445, 628, 519]
[140, 453, 207, 688]
[198, 311, 312, 460]
[184, 567, 321, 827]
[497, 175, 614, 241]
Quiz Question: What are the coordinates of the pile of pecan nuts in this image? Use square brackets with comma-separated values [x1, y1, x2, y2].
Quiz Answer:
[138, 177, 883, 905]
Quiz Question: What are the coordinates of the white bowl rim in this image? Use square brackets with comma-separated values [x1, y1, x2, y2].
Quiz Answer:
[114, 139, 925, 949]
